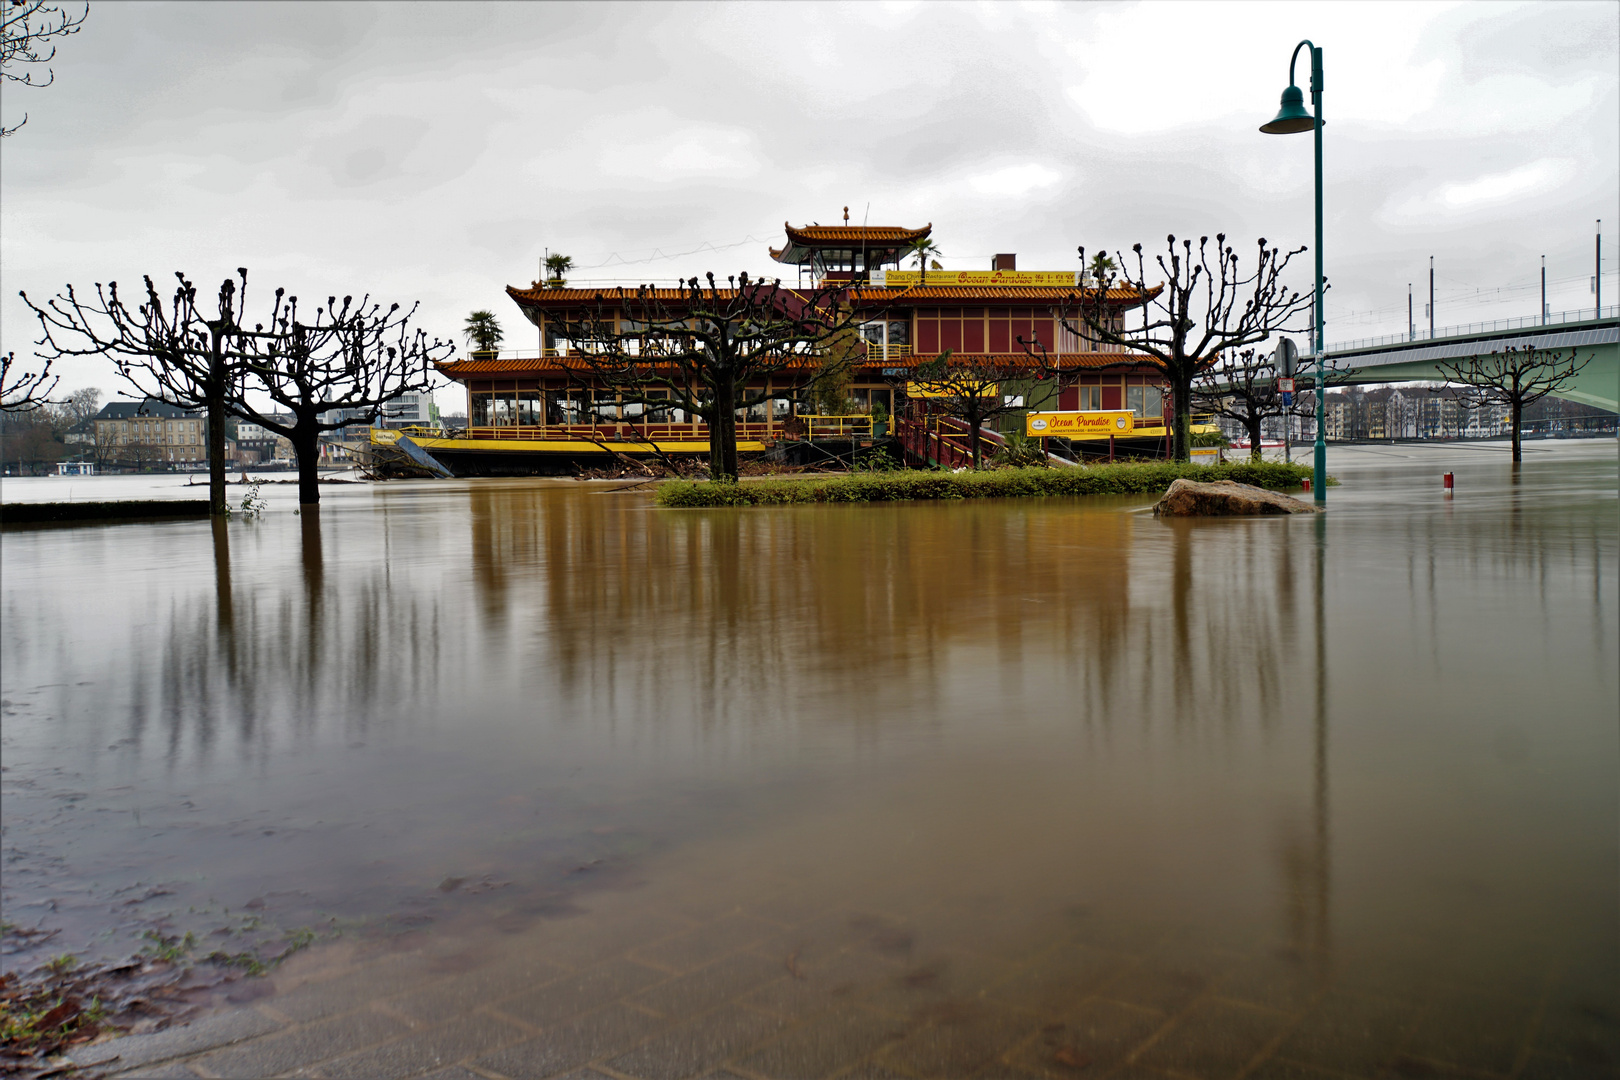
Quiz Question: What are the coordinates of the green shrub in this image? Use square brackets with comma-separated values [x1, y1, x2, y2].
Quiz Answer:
[655, 461, 1327, 507]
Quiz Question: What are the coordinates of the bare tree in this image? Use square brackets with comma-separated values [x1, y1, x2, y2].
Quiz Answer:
[904, 346, 1080, 469]
[1052, 235, 1312, 461]
[24, 271, 264, 515]
[64, 385, 100, 421]
[1, 0, 88, 136]
[0, 351, 58, 411]
[554, 273, 871, 481]
[232, 290, 452, 505]
[1191, 348, 1354, 460]
[23, 268, 450, 511]
[1437, 345, 1591, 463]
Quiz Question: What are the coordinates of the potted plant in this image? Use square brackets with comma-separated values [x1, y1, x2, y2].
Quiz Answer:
[463, 310, 503, 361]
[870, 401, 889, 438]
[545, 253, 574, 289]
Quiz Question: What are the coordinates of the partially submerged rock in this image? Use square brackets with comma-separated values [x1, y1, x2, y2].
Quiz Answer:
[1154, 478, 1321, 517]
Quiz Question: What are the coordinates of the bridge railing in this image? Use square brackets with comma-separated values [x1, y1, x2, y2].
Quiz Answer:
[1321, 304, 1618, 355]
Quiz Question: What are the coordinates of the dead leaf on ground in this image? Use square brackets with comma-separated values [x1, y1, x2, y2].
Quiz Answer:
[1053, 1045, 1093, 1070]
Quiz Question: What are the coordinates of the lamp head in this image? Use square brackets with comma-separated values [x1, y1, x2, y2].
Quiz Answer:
[1260, 84, 1316, 134]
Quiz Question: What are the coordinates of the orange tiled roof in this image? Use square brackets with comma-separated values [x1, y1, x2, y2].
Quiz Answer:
[782, 222, 932, 246]
[505, 283, 1160, 306]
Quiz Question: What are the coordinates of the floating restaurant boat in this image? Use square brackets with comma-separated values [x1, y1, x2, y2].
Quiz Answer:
[421, 220, 1204, 474]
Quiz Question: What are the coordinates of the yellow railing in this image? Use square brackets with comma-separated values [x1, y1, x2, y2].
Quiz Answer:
[799, 414, 877, 438]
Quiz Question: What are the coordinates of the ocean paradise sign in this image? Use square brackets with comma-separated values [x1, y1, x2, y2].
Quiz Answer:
[1025, 411, 1135, 437]
[870, 269, 1082, 288]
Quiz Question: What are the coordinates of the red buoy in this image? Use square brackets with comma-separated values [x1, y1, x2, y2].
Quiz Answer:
[1443, 472, 1454, 490]
[1301, 477, 1312, 492]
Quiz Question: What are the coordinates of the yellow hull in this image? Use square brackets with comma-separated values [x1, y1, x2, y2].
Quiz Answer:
[411, 437, 766, 455]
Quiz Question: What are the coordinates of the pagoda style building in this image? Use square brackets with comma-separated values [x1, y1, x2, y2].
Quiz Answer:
[420, 219, 1182, 474]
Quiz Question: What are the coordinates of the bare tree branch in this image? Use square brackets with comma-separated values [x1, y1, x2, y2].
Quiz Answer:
[231, 288, 454, 505]
[1, 0, 89, 136]
[1191, 347, 1354, 460]
[551, 272, 874, 481]
[0, 351, 59, 411]
[1437, 344, 1591, 462]
[1047, 235, 1313, 461]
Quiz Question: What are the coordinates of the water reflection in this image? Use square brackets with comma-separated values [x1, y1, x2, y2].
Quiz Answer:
[2, 448, 1615, 1066]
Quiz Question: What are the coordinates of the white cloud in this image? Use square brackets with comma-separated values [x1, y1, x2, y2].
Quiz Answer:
[600, 125, 760, 181]
[1381, 158, 1578, 224]
[967, 164, 1062, 198]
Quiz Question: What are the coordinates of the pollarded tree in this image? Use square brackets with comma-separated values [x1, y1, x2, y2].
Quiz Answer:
[0, 351, 58, 411]
[554, 272, 874, 481]
[905, 347, 1080, 469]
[1, 0, 88, 136]
[1437, 345, 1591, 463]
[1191, 347, 1354, 460]
[23, 272, 260, 514]
[1053, 235, 1313, 462]
[233, 289, 453, 505]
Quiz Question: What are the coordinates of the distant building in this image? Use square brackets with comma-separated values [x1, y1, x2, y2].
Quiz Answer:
[92, 400, 209, 468]
[236, 415, 296, 464]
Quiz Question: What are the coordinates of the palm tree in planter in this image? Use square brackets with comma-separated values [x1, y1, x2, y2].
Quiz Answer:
[545, 253, 574, 288]
[905, 238, 944, 284]
[463, 310, 503, 360]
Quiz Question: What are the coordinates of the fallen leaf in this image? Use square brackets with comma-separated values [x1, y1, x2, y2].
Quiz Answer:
[1054, 1046, 1092, 1070]
[37, 997, 81, 1030]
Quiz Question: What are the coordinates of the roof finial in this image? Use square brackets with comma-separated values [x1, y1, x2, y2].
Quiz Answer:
[843, 206, 849, 223]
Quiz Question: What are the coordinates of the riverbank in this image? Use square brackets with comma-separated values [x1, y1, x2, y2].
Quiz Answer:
[656, 460, 1322, 507]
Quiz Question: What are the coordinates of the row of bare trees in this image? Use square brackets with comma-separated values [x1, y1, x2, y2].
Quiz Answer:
[20, 269, 453, 509]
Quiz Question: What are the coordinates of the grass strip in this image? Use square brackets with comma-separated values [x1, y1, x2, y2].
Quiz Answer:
[657, 462, 1325, 508]
[1, 500, 211, 526]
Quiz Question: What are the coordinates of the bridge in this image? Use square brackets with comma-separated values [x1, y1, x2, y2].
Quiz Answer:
[1305, 306, 1618, 412]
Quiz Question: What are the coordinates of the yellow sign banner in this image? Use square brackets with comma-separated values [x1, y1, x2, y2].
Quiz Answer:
[872, 269, 1080, 289]
[906, 382, 997, 399]
[1025, 411, 1135, 437]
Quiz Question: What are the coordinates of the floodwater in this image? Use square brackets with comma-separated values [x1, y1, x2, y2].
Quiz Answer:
[2, 441, 1616, 1076]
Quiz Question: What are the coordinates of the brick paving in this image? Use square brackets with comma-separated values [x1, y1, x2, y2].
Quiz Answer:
[64, 885, 1618, 1080]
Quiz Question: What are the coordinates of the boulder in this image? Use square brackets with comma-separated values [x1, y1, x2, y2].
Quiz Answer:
[1154, 478, 1321, 517]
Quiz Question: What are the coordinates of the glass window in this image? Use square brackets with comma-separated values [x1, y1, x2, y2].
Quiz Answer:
[1126, 386, 1144, 416]
[1143, 386, 1163, 419]
[591, 393, 619, 422]
[886, 320, 910, 346]
[471, 393, 492, 426]
[860, 322, 885, 344]
[516, 391, 542, 427]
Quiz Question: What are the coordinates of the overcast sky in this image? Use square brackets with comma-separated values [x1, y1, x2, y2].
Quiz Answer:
[3, 0, 1615, 409]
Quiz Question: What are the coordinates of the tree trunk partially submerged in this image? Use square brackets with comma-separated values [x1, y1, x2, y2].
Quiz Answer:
[1154, 478, 1321, 516]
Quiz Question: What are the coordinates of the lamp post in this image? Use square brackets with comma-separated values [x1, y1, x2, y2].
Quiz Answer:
[1260, 40, 1326, 503]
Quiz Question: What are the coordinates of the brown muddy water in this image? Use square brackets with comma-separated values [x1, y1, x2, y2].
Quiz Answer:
[2, 441, 1616, 1077]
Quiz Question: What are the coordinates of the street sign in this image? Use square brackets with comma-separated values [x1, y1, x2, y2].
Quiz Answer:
[1276, 377, 1295, 394]
[1274, 338, 1298, 378]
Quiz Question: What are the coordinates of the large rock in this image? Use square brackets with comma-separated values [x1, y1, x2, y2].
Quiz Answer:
[1154, 478, 1321, 517]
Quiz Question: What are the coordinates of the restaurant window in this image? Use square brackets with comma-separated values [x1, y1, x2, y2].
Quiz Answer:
[849, 387, 893, 416]
[1077, 385, 1102, 411]
[1125, 385, 1163, 418]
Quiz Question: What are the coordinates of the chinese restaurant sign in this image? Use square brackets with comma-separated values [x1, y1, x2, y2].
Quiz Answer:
[870, 270, 1081, 288]
[1025, 411, 1135, 437]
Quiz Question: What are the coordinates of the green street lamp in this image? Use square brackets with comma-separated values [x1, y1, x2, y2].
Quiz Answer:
[1261, 40, 1327, 503]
